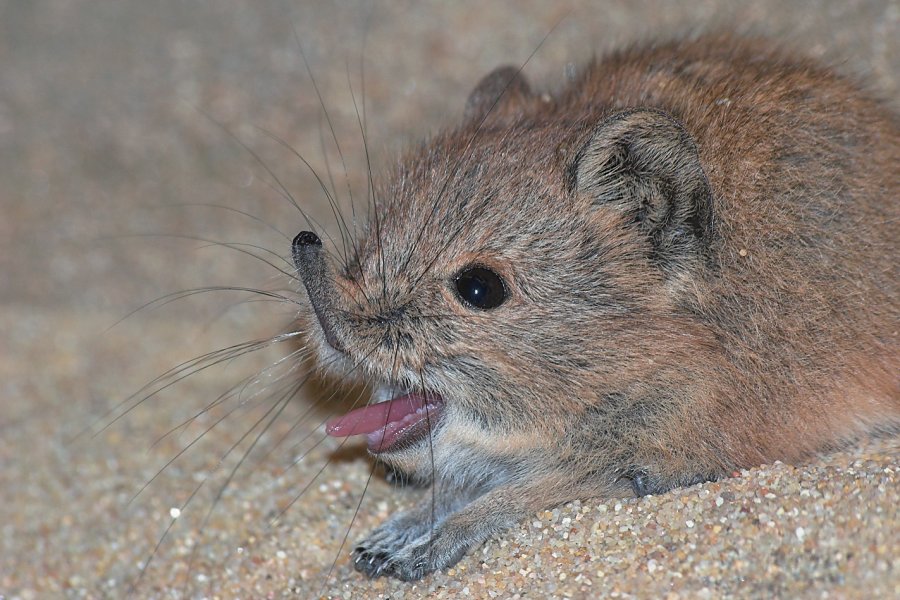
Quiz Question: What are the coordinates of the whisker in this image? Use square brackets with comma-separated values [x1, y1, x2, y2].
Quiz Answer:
[188, 102, 335, 260]
[345, 60, 371, 275]
[103, 286, 300, 335]
[280, 345, 380, 465]
[250, 375, 335, 466]
[152, 201, 293, 242]
[281, 380, 366, 460]
[130, 390, 254, 506]
[201, 344, 379, 545]
[317, 111, 342, 238]
[319, 453, 380, 596]
[179, 380, 298, 597]
[126, 351, 312, 590]
[254, 176, 345, 265]
[254, 125, 354, 270]
[420, 370, 438, 567]
[320, 344, 401, 589]
[241, 348, 364, 470]
[403, 17, 568, 284]
[79, 339, 266, 444]
[107, 231, 297, 279]
[125, 478, 208, 598]
[291, 24, 357, 270]
[90, 332, 303, 439]
[147, 343, 314, 453]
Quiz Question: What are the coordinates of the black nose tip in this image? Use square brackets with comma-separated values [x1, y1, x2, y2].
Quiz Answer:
[292, 231, 322, 249]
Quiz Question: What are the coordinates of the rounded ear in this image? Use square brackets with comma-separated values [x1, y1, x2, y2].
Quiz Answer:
[572, 108, 715, 271]
[464, 65, 532, 123]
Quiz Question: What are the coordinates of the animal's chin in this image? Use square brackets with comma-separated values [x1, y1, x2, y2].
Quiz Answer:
[324, 391, 445, 454]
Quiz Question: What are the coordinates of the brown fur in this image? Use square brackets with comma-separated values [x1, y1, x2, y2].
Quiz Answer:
[292, 35, 899, 580]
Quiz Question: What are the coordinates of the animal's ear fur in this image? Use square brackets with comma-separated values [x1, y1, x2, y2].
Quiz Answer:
[573, 108, 715, 271]
[464, 66, 532, 123]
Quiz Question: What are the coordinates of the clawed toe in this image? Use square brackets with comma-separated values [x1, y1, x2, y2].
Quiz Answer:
[352, 546, 392, 578]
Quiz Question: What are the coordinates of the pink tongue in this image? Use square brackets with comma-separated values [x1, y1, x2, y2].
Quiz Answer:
[325, 393, 441, 453]
[326, 393, 428, 437]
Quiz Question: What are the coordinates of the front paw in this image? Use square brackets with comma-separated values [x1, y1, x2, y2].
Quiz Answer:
[351, 512, 431, 578]
[354, 529, 469, 581]
[629, 469, 718, 497]
[351, 482, 528, 581]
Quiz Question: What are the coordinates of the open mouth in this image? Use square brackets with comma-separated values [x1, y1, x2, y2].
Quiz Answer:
[324, 392, 444, 453]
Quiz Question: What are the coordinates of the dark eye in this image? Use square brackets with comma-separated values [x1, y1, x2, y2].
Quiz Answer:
[453, 265, 508, 310]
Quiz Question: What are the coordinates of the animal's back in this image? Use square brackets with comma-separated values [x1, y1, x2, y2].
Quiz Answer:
[565, 37, 900, 456]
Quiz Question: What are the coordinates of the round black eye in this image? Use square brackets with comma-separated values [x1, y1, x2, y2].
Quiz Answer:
[453, 266, 508, 310]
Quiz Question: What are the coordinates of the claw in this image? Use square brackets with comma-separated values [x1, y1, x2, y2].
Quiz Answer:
[631, 471, 652, 497]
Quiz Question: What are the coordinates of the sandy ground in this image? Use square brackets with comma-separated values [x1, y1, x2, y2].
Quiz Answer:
[1, 1, 898, 598]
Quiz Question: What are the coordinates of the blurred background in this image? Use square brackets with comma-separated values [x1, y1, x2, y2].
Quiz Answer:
[1, 1, 897, 597]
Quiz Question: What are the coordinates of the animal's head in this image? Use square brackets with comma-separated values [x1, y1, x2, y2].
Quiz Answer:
[292, 67, 717, 479]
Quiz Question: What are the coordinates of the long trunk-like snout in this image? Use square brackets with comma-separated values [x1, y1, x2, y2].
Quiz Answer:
[292, 231, 345, 352]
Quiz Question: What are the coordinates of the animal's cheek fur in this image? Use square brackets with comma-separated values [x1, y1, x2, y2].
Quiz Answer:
[375, 405, 470, 477]
[292, 308, 356, 379]
[383, 405, 553, 481]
